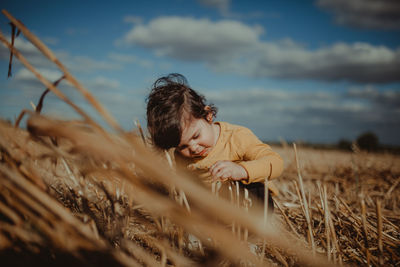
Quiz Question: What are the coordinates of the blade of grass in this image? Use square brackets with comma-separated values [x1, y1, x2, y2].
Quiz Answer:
[0, 32, 100, 130]
[2, 9, 121, 132]
[376, 199, 383, 266]
[293, 143, 315, 255]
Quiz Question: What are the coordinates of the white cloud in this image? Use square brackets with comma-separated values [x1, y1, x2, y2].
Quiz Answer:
[120, 16, 400, 83]
[348, 85, 400, 109]
[206, 88, 339, 115]
[234, 42, 400, 83]
[201, 85, 399, 143]
[122, 16, 263, 62]
[14, 68, 63, 82]
[317, 0, 400, 30]
[65, 55, 121, 72]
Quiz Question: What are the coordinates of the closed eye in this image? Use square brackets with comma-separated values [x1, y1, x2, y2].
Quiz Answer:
[178, 145, 187, 150]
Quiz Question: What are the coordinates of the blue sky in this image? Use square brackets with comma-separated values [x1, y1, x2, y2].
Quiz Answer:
[1, 0, 399, 145]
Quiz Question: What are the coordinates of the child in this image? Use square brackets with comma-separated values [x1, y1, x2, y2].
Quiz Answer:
[146, 73, 283, 211]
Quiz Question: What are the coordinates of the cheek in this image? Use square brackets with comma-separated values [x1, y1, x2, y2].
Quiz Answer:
[178, 148, 191, 158]
[202, 132, 213, 146]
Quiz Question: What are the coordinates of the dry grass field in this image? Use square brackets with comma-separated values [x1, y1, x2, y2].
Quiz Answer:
[1, 9, 399, 267]
[1, 118, 399, 266]
[273, 145, 400, 266]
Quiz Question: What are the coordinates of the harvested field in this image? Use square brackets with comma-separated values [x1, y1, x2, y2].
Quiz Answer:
[274, 145, 400, 266]
[1, 9, 399, 267]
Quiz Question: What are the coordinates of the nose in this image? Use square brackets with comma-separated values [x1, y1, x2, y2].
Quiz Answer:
[188, 140, 198, 154]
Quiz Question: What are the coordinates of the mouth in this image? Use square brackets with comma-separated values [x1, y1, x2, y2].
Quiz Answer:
[199, 148, 207, 156]
[194, 148, 207, 157]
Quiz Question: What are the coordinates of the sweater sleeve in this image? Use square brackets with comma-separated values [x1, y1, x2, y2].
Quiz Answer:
[235, 128, 284, 184]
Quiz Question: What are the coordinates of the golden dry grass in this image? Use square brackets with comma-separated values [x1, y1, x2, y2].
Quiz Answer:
[0, 9, 399, 267]
[274, 145, 400, 266]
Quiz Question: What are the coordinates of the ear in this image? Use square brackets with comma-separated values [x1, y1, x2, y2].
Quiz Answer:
[205, 106, 213, 123]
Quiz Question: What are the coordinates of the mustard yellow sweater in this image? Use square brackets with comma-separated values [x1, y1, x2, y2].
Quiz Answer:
[175, 122, 283, 195]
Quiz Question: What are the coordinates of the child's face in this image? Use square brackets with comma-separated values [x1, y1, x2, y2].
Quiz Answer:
[176, 116, 218, 158]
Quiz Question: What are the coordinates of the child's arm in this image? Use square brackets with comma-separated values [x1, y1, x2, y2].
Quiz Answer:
[209, 160, 248, 181]
[238, 127, 283, 184]
[210, 126, 283, 183]
[238, 142, 283, 184]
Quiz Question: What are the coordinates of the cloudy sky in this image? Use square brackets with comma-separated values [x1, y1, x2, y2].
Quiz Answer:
[0, 0, 399, 145]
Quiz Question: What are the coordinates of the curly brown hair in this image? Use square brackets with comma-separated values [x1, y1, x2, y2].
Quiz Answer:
[146, 73, 217, 150]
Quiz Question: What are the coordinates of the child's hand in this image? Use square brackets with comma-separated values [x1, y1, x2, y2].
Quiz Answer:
[209, 161, 248, 181]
